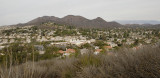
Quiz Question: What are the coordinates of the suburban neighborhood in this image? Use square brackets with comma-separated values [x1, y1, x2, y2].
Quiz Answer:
[0, 23, 160, 58]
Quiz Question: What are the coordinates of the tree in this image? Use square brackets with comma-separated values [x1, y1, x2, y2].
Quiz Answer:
[133, 39, 139, 46]
[81, 43, 91, 49]
[94, 40, 108, 48]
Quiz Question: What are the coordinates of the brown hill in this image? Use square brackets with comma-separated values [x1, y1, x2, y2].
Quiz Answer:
[27, 15, 122, 28]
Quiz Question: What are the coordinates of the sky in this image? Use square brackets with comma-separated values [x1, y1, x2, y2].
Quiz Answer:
[0, 0, 160, 26]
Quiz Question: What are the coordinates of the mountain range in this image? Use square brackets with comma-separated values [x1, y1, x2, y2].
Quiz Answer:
[13, 15, 160, 28]
[24, 15, 122, 28]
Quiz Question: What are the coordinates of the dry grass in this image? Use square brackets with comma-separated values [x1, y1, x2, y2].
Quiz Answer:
[1, 44, 160, 78]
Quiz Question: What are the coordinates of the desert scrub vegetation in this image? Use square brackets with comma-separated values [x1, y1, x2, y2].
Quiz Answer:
[0, 44, 160, 78]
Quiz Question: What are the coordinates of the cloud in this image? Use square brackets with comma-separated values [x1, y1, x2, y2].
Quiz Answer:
[0, 0, 160, 25]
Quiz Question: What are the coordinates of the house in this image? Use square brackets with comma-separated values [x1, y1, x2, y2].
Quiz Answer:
[58, 48, 76, 56]
[64, 49, 76, 56]
[107, 42, 118, 47]
[9, 39, 15, 43]
[66, 49, 76, 53]
[69, 40, 86, 46]
[2, 39, 8, 44]
[95, 46, 99, 49]
[34, 45, 45, 54]
[0, 46, 5, 50]
[126, 40, 134, 45]
[26, 38, 31, 43]
[145, 39, 151, 44]
[54, 36, 64, 41]
[0, 53, 4, 56]
[103, 46, 112, 51]
[104, 46, 112, 49]
[94, 49, 102, 55]
[59, 50, 65, 54]
[51, 42, 68, 46]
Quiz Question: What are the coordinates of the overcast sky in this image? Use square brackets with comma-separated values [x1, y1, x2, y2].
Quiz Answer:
[0, 0, 160, 26]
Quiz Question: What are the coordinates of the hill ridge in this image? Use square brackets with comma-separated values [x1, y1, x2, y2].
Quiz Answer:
[26, 15, 122, 28]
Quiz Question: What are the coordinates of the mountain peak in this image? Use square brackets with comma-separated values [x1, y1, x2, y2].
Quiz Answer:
[93, 17, 106, 22]
[64, 15, 75, 18]
[63, 15, 87, 19]
[96, 17, 103, 20]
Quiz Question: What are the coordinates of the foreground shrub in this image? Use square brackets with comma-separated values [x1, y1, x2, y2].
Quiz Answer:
[1, 44, 160, 78]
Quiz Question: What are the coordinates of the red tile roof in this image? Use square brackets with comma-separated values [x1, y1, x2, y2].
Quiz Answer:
[58, 49, 76, 54]
[104, 46, 112, 49]
[95, 49, 102, 52]
[66, 49, 76, 53]
[59, 50, 64, 54]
